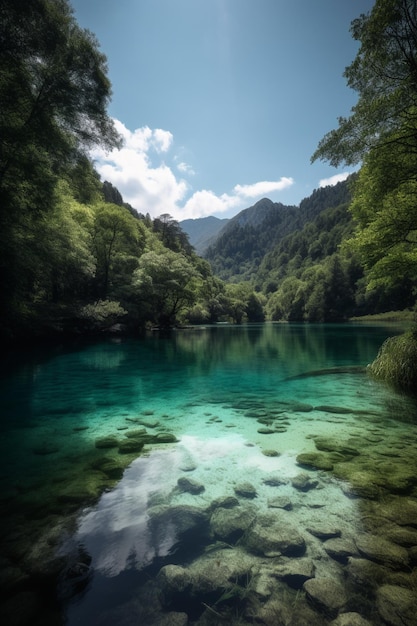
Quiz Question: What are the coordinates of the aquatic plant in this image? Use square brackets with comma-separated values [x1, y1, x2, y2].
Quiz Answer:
[368, 331, 417, 393]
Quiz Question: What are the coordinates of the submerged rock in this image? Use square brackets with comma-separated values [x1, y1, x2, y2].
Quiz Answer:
[209, 496, 240, 511]
[330, 612, 372, 626]
[177, 477, 205, 495]
[148, 504, 209, 544]
[296, 452, 334, 471]
[313, 437, 360, 458]
[262, 449, 280, 457]
[153, 432, 178, 443]
[95, 435, 119, 449]
[263, 473, 287, 487]
[355, 534, 409, 569]
[273, 557, 315, 589]
[314, 405, 352, 414]
[306, 524, 342, 540]
[234, 482, 257, 499]
[244, 513, 306, 557]
[304, 577, 347, 618]
[210, 506, 256, 542]
[376, 584, 417, 626]
[117, 439, 144, 454]
[291, 473, 319, 492]
[267, 496, 293, 510]
[324, 538, 358, 563]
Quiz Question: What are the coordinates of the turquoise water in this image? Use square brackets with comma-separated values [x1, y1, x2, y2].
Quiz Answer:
[1, 323, 417, 625]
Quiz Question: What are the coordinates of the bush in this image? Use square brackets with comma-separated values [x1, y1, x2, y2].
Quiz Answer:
[368, 331, 417, 393]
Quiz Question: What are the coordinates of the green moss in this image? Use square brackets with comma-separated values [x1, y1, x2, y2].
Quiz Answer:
[368, 331, 417, 392]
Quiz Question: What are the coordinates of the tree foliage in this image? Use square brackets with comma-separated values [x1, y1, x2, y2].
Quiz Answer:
[312, 0, 417, 167]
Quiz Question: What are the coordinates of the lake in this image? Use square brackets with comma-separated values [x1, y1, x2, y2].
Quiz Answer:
[1, 323, 417, 625]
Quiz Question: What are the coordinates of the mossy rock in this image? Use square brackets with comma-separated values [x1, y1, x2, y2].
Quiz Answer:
[296, 452, 334, 471]
[153, 432, 178, 443]
[90, 456, 125, 479]
[95, 436, 119, 449]
[118, 439, 145, 454]
[262, 449, 281, 457]
[124, 428, 148, 438]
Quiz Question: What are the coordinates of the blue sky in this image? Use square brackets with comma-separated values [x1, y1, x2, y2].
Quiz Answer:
[71, 0, 375, 220]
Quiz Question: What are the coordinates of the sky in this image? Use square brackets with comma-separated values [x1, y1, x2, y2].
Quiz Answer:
[71, 0, 375, 221]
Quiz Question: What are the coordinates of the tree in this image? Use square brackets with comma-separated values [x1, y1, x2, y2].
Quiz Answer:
[345, 144, 417, 294]
[312, 0, 417, 307]
[133, 250, 202, 327]
[91, 203, 145, 299]
[312, 0, 417, 167]
[0, 0, 120, 329]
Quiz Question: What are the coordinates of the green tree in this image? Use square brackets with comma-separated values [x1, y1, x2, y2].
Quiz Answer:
[312, 0, 417, 167]
[133, 250, 202, 327]
[91, 203, 145, 299]
[312, 0, 417, 308]
[0, 0, 120, 330]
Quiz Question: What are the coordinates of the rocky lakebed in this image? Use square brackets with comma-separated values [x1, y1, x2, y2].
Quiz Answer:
[2, 389, 417, 626]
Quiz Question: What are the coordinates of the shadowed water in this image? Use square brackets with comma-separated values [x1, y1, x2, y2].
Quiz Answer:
[1, 323, 417, 625]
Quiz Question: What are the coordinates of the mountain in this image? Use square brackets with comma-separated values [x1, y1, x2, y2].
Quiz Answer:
[180, 216, 229, 255]
[203, 181, 353, 282]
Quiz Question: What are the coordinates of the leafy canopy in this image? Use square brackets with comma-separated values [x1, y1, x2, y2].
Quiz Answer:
[312, 0, 417, 167]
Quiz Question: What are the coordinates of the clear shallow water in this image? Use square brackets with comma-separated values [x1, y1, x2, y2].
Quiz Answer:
[1, 323, 417, 625]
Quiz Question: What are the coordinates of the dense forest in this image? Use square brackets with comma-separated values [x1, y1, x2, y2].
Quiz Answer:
[1, 0, 417, 345]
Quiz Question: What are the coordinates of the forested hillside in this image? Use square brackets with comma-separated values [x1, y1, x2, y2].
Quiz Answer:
[204, 182, 351, 282]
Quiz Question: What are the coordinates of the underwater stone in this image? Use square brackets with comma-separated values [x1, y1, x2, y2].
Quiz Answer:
[267, 496, 293, 510]
[125, 428, 147, 438]
[153, 432, 178, 443]
[138, 418, 160, 428]
[324, 538, 358, 563]
[306, 525, 342, 540]
[244, 513, 306, 557]
[209, 496, 240, 511]
[234, 482, 257, 498]
[148, 504, 209, 539]
[375, 499, 417, 527]
[90, 457, 124, 480]
[95, 436, 119, 449]
[157, 564, 191, 601]
[291, 473, 319, 492]
[339, 471, 382, 500]
[330, 612, 372, 626]
[313, 437, 360, 458]
[257, 427, 275, 434]
[304, 578, 347, 618]
[376, 584, 417, 626]
[296, 452, 334, 471]
[273, 426, 287, 433]
[262, 449, 281, 457]
[210, 506, 256, 542]
[177, 477, 205, 495]
[314, 405, 352, 414]
[355, 534, 409, 569]
[345, 557, 389, 590]
[263, 473, 287, 487]
[184, 547, 255, 597]
[273, 557, 315, 589]
[117, 439, 144, 454]
[289, 402, 314, 412]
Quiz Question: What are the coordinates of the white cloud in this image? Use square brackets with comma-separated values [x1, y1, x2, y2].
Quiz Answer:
[319, 172, 351, 188]
[177, 161, 195, 176]
[234, 178, 294, 198]
[92, 119, 294, 221]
